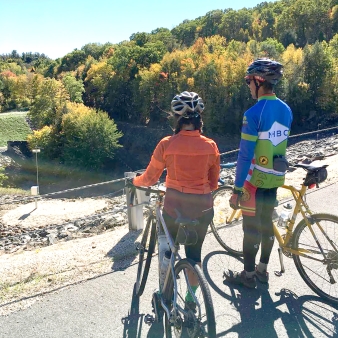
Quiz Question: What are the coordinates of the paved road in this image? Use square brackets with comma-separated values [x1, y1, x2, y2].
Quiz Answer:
[0, 183, 337, 338]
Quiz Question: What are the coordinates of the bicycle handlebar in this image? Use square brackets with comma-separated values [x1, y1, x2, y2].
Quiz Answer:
[126, 179, 166, 206]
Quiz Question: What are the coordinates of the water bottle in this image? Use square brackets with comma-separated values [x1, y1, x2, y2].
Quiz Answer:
[277, 203, 292, 228]
[158, 231, 169, 266]
[159, 250, 171, 289]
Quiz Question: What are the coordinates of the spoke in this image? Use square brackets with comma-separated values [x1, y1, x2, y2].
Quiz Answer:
[302, 262, 332, 284]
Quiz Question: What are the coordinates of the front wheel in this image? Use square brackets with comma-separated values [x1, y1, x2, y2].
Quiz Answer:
[164, 258, 216, 338]
[293, 213, 338, 305]
[211, 186, 243, 256]
[135, 215, 156, 297]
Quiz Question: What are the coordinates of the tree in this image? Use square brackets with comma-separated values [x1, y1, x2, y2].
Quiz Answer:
[200, 10, 224, 37]
[81, 43, 106, 60]
[150, 28, 178, 52]
[171, 19, 199, 47]
[219, 9, 252, 42]
[57, 49, 87, 73]
[332, 5, 338, 35]
[28, 78, 68, 128]
[62, 74, 84, 103]
[130, 32, 150, 47]
[259, 38, 285, 59]
[303, 41, 332, 114]
[84, 60, 114, 109]
[61, 103, 122, 169]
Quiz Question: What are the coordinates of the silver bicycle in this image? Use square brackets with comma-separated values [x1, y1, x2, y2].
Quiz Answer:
[127, 180, 216, 338]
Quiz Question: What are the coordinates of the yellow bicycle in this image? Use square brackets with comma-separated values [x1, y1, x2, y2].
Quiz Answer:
[211, 163, 338, 305]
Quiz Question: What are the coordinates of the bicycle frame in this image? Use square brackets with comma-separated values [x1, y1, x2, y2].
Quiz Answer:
[227, 182, 335, 261]
[144, 188, 201, 320]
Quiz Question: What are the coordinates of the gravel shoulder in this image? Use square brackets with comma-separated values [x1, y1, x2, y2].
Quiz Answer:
[0, 224, 142, 316]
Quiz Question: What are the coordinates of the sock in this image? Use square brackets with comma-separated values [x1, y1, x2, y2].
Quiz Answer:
[257, 262, 268, 273]
[185, 285, 198, 302]
[245, 270, 255, 278]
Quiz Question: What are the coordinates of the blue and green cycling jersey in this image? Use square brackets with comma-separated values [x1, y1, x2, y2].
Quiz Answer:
[234, 94, 293, 190]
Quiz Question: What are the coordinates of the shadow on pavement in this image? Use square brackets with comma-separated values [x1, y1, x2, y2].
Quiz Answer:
[107, 230, 142, 271]
[203, 250, 338, 338]
[121, 283, 165, 338]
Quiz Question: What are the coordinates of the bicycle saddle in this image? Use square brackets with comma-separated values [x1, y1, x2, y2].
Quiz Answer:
[293, 163, 328, 172]
[174, 208, 199, 226]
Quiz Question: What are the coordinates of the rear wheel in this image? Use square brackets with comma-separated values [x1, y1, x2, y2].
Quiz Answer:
[164, 258, 216, 338]
[293, 213, 338, 305]
[135, 215, 156, 297]
[211, 186, 243, 256]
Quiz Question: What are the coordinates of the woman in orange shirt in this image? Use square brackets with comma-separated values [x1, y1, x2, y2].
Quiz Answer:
[133, 91, 220, 305]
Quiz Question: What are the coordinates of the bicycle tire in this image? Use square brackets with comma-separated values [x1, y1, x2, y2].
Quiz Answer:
[164, 258, 216, 338]
[211, 186, 243, 256]
[135, 215, 156, 297]
[292, 213, 338, 305]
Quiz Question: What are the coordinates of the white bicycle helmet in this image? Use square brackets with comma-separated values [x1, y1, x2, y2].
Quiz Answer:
[171, 91, 204, 117]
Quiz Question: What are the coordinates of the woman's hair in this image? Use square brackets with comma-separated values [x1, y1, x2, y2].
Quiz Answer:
[172, 113, 203, 135]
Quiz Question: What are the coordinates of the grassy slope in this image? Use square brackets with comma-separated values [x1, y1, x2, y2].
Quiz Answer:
[0, 112, 31, 147]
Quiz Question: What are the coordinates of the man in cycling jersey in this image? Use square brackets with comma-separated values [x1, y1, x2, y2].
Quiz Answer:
[133, 91, 220, 306]
[225, 58, 293, 288]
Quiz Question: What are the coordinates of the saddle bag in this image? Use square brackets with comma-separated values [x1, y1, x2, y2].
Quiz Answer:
[304, 167, 328, 187]
[176, 224, 198, 246]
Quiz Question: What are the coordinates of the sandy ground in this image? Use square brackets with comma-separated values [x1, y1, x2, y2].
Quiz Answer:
[1, 198, 110, 228]
[0, 154, 337, 315]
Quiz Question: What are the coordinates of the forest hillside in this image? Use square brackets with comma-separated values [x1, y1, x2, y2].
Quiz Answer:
[1, 0, 338, 170]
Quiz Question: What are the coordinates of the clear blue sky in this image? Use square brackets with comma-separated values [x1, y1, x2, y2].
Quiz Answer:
[1, 0, 269, 60]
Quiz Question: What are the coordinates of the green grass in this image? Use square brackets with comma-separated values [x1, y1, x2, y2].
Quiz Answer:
[0, 112, 32, 147]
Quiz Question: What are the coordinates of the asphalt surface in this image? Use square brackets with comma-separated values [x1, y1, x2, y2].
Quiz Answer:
[0, 183, 337, 338]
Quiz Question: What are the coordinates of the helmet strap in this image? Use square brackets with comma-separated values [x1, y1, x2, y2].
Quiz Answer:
[253, 78, 262, 99]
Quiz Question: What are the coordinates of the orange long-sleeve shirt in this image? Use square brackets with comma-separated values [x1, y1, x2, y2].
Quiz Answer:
[133, 130, 220, 194]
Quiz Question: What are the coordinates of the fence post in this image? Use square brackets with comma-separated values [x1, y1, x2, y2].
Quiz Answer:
[124, 172, 148, 231]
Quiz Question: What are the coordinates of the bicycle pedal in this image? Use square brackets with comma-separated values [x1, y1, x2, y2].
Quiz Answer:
[144, 314, 155, 324]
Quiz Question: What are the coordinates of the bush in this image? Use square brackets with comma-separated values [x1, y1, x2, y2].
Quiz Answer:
[0, 167, 8, 186]
[27, 125, 61, 159]
[61, 103, 122, 169]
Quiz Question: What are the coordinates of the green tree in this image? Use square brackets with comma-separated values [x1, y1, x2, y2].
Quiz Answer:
[219, 9, 252, 42]
[62, 74, 85, 103]
[259, 38, 285, 59]
[61, 103, 122, 169]
[81, 43, 106, 60]
[303, 41, 332, 114]
[57, 49, 87, 73]
[150, 28, 178, 52]
[130, 32, 151, 47]
[200, 10, 224, 37]
[171, 19, 199, 47]
[28, 78, 68, 128]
